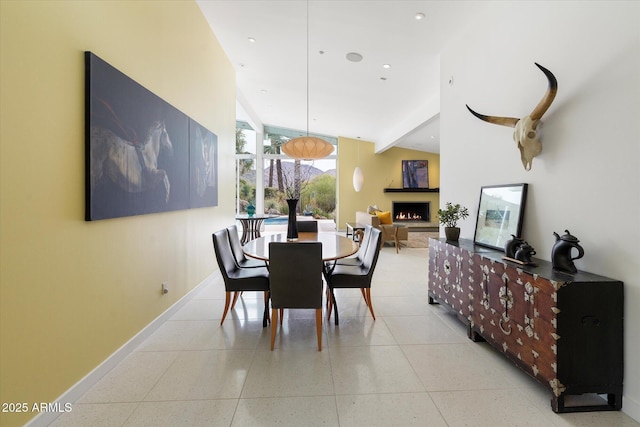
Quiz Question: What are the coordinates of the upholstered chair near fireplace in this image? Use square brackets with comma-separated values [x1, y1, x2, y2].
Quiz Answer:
[355, 210, 409, 252]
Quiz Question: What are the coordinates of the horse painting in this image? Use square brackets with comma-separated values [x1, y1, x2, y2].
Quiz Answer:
[193, 126, 216, 198]
[90, 121, 174, 203]
[86, 52, 217, 220]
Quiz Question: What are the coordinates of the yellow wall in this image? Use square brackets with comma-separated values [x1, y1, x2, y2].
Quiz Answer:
[337, 137, 440, 229]
[0, 2, 235, 426]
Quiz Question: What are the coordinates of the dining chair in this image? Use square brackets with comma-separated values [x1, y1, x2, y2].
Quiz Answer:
[268, 242, 323, 351]
[212, 229, 270, 327]
[296, 220, 318, 232]
[326, 226, 382, 325]
[227, 225, 265, 268]
[334, 224, 373, 267]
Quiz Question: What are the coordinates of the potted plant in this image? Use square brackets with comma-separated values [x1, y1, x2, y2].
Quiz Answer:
[437, 202, 469, 241]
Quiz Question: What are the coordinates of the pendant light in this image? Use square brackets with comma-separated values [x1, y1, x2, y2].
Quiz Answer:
[281, 1, 333, 161]
[353, 140, 364, 192]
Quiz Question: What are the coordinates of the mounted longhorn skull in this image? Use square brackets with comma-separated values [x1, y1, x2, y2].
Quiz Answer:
[466, 63, 558, 171]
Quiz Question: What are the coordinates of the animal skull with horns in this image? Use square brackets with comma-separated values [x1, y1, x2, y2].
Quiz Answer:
[466, 63, 558, 171]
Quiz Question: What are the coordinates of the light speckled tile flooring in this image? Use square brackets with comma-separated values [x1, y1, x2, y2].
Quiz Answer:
[50, 235, 639, 427]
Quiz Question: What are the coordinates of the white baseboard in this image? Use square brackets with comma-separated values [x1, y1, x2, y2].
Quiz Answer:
[623, 394, 640, 423]
[25, 272, 218, 427]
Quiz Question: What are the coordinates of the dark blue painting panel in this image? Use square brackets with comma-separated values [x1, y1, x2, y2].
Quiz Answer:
[86, 52, 191, 220]
[189, 119, 218, 208]
[402, 160, 429, 189]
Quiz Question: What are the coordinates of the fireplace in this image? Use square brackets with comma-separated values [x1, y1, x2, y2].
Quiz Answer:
[392, 202, 430, 222]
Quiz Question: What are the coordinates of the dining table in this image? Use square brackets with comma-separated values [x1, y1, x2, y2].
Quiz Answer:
[242, 232, 359, 263]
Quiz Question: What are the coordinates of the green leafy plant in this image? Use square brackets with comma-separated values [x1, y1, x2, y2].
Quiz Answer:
[437, 202, 469, 228]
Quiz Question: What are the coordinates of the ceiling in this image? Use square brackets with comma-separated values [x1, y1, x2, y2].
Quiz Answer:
[197, 1, 488, 153]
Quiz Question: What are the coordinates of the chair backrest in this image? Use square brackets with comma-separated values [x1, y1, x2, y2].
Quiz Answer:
[212, 229, 238, 282]
[362, 227, 383, 276]
[356, 225, 373, 260]
[296, 220, 318, 232]
[269, 242, 323, 309]
[226, 225, 246, 266]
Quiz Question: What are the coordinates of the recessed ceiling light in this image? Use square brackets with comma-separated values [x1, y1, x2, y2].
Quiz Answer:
[383, 64, 391, 69]
[260, 89, 267, 94]
[415, 12, 425, 20]
[248, 37, 256, 43]
[380, 77, 387, 81]
[346, 52, 363, 62]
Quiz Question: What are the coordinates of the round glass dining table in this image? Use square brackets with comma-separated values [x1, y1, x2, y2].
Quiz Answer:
[243, 232, 359, 262]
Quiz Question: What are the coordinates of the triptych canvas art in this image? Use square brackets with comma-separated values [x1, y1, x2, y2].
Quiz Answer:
[85, 52, 218, 220]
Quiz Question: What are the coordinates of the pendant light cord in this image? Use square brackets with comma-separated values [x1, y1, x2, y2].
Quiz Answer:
[305, 0, 310, 137]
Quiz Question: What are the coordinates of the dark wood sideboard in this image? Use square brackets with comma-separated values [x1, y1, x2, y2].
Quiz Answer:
[428, 238, 624, 413]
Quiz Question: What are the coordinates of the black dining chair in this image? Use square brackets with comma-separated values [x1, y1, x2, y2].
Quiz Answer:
[296, 220, 318, 232]
[326, 226, 382, 325]
[227, 225, 265, 268]
[212, 230, 270, 327]
[268, 242, 323, 351]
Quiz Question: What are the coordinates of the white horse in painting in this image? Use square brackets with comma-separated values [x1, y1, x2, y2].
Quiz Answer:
[90, 121, 173, 203]
[194, 126, 216, 198]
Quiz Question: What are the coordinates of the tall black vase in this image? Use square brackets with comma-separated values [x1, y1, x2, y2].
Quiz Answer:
[286, 198, 299, 240]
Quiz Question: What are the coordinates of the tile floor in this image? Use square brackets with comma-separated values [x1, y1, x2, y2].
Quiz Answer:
[50, 237, 638, 426]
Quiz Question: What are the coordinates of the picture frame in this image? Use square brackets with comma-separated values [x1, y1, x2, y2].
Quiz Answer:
[473, 183, 528, 251]
[402, 160, 429, 188]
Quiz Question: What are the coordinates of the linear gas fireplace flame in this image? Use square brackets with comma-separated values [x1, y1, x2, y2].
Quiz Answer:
[395, 212, 423, 221]
[392, 202, 430, 222]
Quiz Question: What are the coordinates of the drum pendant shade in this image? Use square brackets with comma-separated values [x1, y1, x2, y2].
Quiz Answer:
[282, 136, 333, 160]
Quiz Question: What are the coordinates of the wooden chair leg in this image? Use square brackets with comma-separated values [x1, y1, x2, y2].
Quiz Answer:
[231, 291, 240, 309]
[316, 308, 322, 351]
[326, 288, 333, 320]
[360, 288, 367, 304]
[279, 308, 284, 326]
[365, 288, 376, 320]
[270, 308, 278, 350]
[220, 292, 232, 325]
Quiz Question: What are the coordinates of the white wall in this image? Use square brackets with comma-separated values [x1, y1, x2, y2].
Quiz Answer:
[440, 1, 640, 420]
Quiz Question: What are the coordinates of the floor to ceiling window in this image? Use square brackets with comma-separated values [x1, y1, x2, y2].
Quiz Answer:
[236, 122, 337, 220]
[235, 123, 257, 214]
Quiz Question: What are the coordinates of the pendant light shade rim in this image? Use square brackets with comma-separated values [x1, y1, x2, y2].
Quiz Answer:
[281, 136, 333, 160]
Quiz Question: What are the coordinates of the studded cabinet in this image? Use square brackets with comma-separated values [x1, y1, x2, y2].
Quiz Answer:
[428, 238, 472, 328]
[428, 238, 624, 413]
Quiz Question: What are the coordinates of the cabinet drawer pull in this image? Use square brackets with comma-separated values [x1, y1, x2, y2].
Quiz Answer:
[499, 318, 512, 335]
[444, 259, 451, 275]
